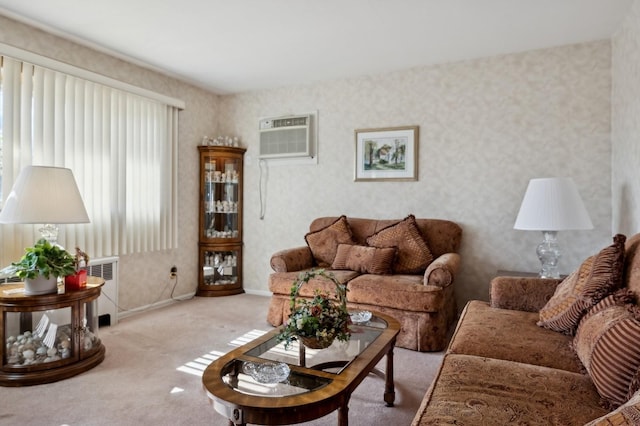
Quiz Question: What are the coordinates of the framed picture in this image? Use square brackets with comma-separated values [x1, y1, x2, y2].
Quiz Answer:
[354, 126, 418, 182]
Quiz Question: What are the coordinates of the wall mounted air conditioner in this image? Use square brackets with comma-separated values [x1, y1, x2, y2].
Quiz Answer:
[259, 113, 315, 159]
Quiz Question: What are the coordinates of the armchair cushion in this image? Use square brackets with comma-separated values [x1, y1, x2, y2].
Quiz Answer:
[366, 214, 433, 274]
[304, 215, 355, 267]
[331, 244, 396, 275]
[537, 234, 626, 335]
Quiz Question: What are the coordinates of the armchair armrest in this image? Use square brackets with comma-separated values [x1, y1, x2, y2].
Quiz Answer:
[270, 246, 315, 272]
[424, 253, 460, 287]
[490, 276, 563, 312]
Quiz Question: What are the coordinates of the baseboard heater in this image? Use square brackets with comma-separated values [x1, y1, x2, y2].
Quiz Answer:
[87, 256, 119, 327]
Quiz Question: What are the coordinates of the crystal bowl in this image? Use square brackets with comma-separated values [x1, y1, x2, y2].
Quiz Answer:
[242, 361, 290, 384]
[350, 310, 372, 324]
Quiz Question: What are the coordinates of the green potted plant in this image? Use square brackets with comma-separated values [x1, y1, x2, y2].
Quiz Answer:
[277, 269, 351, 350]
[8, 239, 76, 295]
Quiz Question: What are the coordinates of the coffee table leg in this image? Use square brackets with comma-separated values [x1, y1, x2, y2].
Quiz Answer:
[338, 397, 350, 426]
[384, 344, 395, 407]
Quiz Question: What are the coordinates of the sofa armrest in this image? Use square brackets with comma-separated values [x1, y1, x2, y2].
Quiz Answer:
[270, 246, 315, 272]
[424, 253, 460, 287]
[490, 276, 563, 312]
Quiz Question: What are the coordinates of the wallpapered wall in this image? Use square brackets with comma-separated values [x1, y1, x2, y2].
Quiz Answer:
[1, 13, 617, 312]
[612, 0, 640, 237]
[220, 41, 613, 305]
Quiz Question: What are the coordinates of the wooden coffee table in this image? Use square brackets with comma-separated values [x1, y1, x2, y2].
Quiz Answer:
[202, 311, 400, 425]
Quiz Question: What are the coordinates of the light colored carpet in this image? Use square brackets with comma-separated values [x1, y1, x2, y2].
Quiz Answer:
[0, 294, 443, 425]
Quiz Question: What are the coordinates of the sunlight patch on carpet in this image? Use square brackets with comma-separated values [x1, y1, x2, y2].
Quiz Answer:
[177, 329, 269, 377]
[228, 329, 269, 346]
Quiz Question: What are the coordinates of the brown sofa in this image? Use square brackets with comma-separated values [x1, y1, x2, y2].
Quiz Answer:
[413, 233, 640, 425]
[266, 216, 462, 352]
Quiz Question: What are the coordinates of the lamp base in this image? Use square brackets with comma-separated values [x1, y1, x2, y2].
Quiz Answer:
[536, 231, 561, 279]
[39, 224, 59, 245]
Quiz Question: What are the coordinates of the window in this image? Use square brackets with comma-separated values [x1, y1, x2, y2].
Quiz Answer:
[0, 52, 182, 265]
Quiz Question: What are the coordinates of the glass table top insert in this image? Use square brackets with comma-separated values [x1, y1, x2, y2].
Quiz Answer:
[221, 314, 387, 398]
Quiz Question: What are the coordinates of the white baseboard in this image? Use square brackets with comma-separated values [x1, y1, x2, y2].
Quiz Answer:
[244, 289, 271, 297]
[117, 292, 196, 321]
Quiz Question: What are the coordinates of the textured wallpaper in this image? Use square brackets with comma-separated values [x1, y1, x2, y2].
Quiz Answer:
[220, 41, 613, 305]
[612, 0, 640, 237]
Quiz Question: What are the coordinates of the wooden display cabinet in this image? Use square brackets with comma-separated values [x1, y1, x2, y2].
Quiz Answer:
[197, 145, 246, 297]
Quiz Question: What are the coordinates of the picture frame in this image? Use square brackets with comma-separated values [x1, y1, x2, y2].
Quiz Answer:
[354, 126, 419, 182]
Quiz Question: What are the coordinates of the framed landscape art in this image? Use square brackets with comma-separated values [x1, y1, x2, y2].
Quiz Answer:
[354, 126, 418, 182]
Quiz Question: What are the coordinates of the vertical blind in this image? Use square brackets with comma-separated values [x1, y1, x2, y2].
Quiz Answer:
[0, 55, 180, 265]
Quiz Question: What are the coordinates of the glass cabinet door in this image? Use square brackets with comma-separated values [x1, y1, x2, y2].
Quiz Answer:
[80, 297, 101, 358]
[201, 248, 242, 286]
[202, 154, 241, 241]
[3, 308, 74, 369]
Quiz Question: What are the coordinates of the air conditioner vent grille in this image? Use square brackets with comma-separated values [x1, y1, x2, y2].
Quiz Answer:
[259, 113, 313, 159]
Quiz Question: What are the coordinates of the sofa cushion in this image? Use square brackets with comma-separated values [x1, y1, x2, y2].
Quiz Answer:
[304, 215, 356, 267]
[573, 297, 640, 408]
[346, 273, 445, 312]
[585, 389, 640, 425]
[448, 301, 583, 373]
[537, 234, 626, 335]
[366, 214, 434, 274]
[412, 354, 608, 426]
[331, 244, 396, 275]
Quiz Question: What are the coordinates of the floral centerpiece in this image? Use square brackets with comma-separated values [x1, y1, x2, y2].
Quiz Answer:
[277, 269, 351, 350]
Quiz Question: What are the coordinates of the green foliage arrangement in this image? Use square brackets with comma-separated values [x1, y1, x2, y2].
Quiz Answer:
[10, 239, 76, 280]
[277, 269, 351, 350]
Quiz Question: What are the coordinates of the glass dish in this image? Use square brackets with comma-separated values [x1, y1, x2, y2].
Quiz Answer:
[242, 361, 290, 384]
[350, 310, 372, 324]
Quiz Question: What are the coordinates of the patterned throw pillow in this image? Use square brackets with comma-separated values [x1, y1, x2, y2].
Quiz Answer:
[331, 244, 396, 275]
[304, 215, 355, 267]
[574, 300, 640, 408]
[537, 234, 626, 335]
[365, 214, 434, 274]
[584, 389, 640, 425]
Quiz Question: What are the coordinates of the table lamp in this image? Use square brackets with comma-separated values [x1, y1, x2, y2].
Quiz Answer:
[514, 177, 593, 278]
[0, 165, 90, 244]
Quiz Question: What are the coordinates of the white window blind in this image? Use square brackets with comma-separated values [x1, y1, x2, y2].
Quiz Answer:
[0, 54, 180, 265]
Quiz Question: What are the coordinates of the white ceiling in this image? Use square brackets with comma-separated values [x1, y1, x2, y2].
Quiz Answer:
[0, 0, 634, 95]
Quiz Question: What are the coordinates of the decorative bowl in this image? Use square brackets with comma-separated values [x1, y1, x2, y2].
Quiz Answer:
[350, 310, 372, 324]
[242, 361, 290, 384]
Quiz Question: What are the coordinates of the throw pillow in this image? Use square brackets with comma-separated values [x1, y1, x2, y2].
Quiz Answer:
[365, 214, 434, 274]
[304, 216, 356, 267]
[584, 389, 640, 425]
[537, 234, 626, 335]
[573, 301, 640, 408]
[331, 244, 396, 275]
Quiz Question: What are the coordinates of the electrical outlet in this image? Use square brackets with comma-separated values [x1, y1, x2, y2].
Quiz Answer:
[170, 266, 177, 279]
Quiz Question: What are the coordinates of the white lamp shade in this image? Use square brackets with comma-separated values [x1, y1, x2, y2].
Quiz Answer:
[0, 166, 90, 224]
[514, 177, 593, 231]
